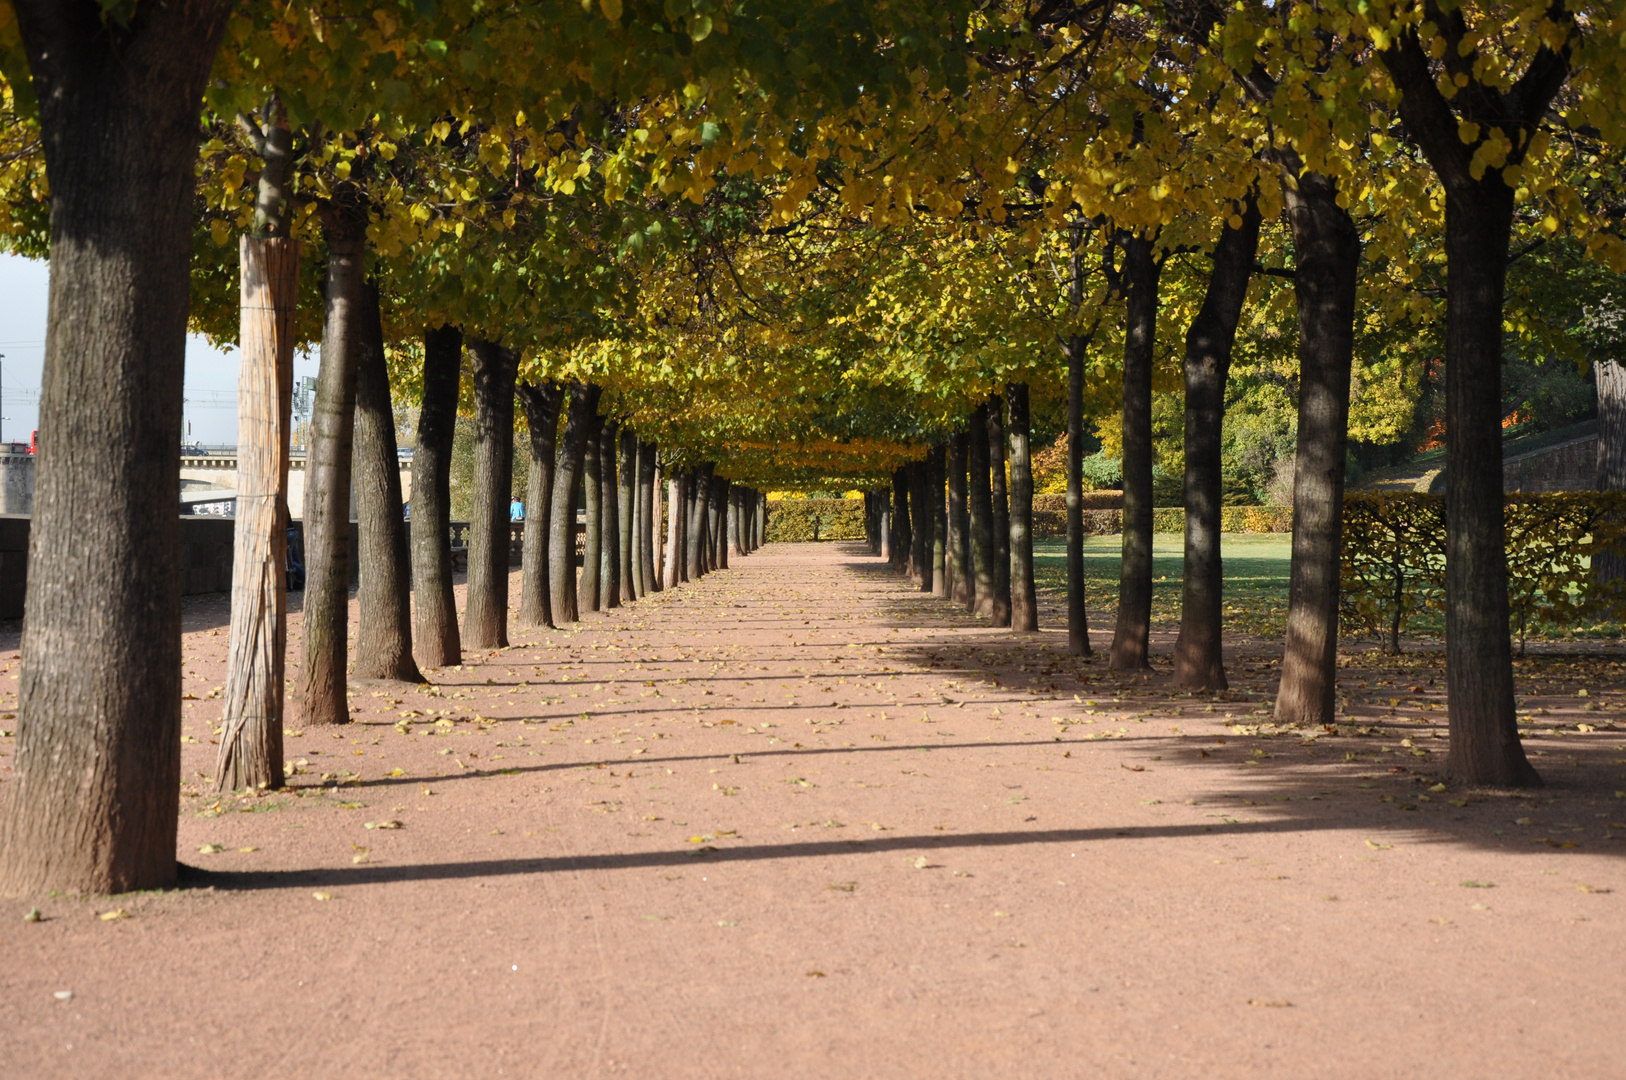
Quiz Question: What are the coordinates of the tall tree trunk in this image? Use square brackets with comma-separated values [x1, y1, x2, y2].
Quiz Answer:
[1595, 363, 1626, 586]
[581, 414, 605, 611]
[1379, 14, 1561, 787]
[294, 191, 369, 728]
[686, 463, 714, 579]
[516, 379, 562, 628]
[1110, 234, 1161, 670]
[911, 460, 932, 591]
[0, 0, 230, 897]
[968, 405, 996, 616]
[891, 467, 911, 573]
[987, 395, 1012, 627]
[664, 471, 685, 588]
[1173, 201, 1262, 690]
[618, 429, 637, 600]
[217, 105, 297, 793]
[929, 444, 948, 596]
[1275, 172, 1359, 728]
[757, 492, 767, 547]
[550, 381, 598, 625]
[884, 487, 897, 559]
[1064, 336, 1092, 655]
[639, 442, 660, 592]
[1006, 383, 1038, 631]
[411, 325, 463, 667]
[629, 435, 646, 598]
[462, 338, 519, 648]
[710, 476, 729, 570]
[947, 434, 970, 605]
[351, 280, 421, 682]
[599, 420, 621, 608]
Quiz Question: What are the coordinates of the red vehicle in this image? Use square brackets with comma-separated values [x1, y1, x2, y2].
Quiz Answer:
[27, 430, 36, 455]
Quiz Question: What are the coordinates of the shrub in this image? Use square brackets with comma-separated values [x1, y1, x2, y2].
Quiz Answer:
[765, 498, 866, 542]
[1340, 492, 1626, 653]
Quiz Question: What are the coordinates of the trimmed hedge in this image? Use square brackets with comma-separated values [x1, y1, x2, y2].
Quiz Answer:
[1342, 491, 1626, 651]
[765, 498, 866, 542]
[1030, 494, 1292, 538]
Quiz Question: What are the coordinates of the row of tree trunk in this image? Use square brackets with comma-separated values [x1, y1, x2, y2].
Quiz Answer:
[865, 386, 1038, 631]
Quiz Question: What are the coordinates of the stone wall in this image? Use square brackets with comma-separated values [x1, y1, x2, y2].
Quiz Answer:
[1502, 433, 1600, 493]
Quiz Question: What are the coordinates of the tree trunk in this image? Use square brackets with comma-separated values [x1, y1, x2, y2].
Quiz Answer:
[969, 404, 996, 616]
[1595, 363, 1626, 586]
[948, 434, 970, 605]
[686, 463, 714, 579]
[411, 325, 463, 668]
[878, 487, 892, 560]
[1006, 382, 1038, 632]
[890, 467, 910, 573]
[911, 460, 932, 591]
[987, 395, 1012, 627]
[1275, 172, 1359, 728]
[618, 429, 637, 599]
[1110, 234, 1160, 670]
[217, 102, 297, 794]
[1380, 16, 1562, 787]
[516, 379, 562, 628]
[599, 420, 621, 608]
[1437, 182, 1538, 783]
[550, 381, 598, 625]
[757, 492, 767, 547]
[1064, 336, 1092, 655]
[0, 0, 230, 897]
[664, 471, 685, 588]
[641, 444, 661, 592]
[1173, 201, 1262, 690]
[710, 475, 729, 571]
[351, 280, 421, 682]
[581, 414, 604, 611]
[294, 192, 369, 728]
[217, 232, 298, 791]
[929, 444, 948, 596]
[462, 338, 519, 648]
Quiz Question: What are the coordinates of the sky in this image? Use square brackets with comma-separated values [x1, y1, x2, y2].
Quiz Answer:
[0, 253, 321, 447]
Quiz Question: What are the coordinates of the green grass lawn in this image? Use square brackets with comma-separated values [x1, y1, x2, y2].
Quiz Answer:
[1033, 534, 1294, 639]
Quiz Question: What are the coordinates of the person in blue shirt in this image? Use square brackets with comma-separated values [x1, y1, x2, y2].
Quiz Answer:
[510, 497, 525, 522]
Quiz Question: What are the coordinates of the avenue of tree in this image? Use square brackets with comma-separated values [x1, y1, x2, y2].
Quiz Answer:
[0, 0, 1623, 894]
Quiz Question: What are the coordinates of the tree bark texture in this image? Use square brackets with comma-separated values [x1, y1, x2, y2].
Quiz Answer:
[0, 0, 230, 897]
[910, 460, 932, 591]
[1275, 173, 1359, 728]
[948, 434, 970, 606]
[516, 380, 562, 628]
[217, 234, 297, 792]
[686, 463, 715, 579]
[462, 338, 519, 649]
[710, 476, 729, 571]
[968, 404, 996, 616]
[550, 381, 598, 625]
[639, 443, 660, 592]
[987, 395, 1012, 627]
[1006, 382, 1038, 632]
[618, 429, 636, 600]
[581, 414, 604, 611]
[599, 420, 621, 609]
[294, 193, 369, 728]
[1065, 336, 1092, 655]
[929, 444, 948, 597]
[351, 280, 421, 683]
[411, 325, 463, 667]
[1173, 202, 1262, 690]
[664, 472, 685, 588]
[1110, 234, 1161, 670]
[891, 467, 911, 574]
[1595, 362, 1626, 586]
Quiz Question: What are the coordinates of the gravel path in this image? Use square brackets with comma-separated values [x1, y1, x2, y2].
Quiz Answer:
[2, 541, 1624, 1078]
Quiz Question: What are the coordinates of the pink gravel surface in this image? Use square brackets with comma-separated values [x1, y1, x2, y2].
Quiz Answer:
[2, 541, 1625, 1079]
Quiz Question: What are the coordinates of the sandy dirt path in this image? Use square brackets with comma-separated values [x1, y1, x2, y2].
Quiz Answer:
[2, 541, 1624, 1078]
